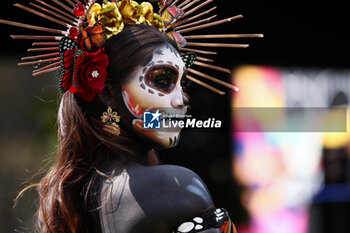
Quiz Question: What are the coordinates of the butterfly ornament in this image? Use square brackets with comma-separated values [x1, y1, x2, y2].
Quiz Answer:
[80, 18, 107, 51]
[58, 18, 109, 101]
[59, 37, 86, 93]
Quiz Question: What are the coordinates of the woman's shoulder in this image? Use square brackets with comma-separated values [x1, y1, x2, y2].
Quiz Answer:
[99, 164, 215, 233]
[125, 164, 214, 209]
[131, 164, 213, 202]
[131, 164, 205, 185]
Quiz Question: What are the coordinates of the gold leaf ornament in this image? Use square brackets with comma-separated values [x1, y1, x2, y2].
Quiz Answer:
[117, 0, 144, 24]
[141, 2, 153, 23]
[101, 106, 121, 135]
[87, 2, 124, 39]
[87, 0, 164, 37]
[151, 13, 164, 31]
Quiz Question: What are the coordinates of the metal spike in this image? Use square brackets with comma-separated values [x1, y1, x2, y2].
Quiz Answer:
[35, 0, 77, 21]
[30, 2, 76, 25]
[18, 57, 60, 66]
[64, 0, 76, 8]
[21, 52, 60, 60]
[178, 0, 192, 8]
[32, 42, 60, 46]
[175, 6, 216, 27]
[32, 66, 60, 76]
[28, 47, 59, 52]
[188, 68, 239, 91]
[33, 61, 61, 73]
[178, 15, 243, 34]
[193, 61, 231, 74]
[14, 3, 72, 27]
[11, 35, 62, 40]
[176, 15, 217, 30]
[51, 0, 74, 14]
[181, 0, 200, 11]
[184, 34, 264, 39]
[187, 42, 249, 48]
[186, 75, 225, 95]
[181, 0, 215, 18]
[0, 19, 67, 35]
[180, 47, 217, 55]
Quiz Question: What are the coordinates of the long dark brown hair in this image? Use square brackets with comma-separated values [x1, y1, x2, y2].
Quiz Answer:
[17, 24, 178, 233]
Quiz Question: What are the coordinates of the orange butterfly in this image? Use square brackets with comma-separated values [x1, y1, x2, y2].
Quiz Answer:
[80, 19, 107, 51]
[157, 0, 173, 13]
[161, 5, 184, 26]
[167, 30, 187, 48]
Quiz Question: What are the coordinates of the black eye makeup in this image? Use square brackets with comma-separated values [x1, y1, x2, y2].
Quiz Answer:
[144, 64, 179, 94]
[180, 70, 192, 90]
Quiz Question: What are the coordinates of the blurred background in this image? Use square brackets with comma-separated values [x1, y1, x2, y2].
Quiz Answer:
[1, 0, 350, 233]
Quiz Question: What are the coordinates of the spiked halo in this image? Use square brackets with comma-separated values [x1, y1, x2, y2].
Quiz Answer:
[0, 0, 263, 95]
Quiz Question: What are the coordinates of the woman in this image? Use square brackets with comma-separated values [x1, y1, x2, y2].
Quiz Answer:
[0, 0, 249, 231]
[34, 24, 236, 233]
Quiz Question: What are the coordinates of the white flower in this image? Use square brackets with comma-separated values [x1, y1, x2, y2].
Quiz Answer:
[91, 70, 99, 78]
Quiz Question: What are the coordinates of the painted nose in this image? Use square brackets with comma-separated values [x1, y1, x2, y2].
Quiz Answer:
[171, 91, 188, 109]
[171, 95, 185, 109]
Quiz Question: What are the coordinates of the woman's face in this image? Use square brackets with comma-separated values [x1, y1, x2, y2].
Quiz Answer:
[121, 44, 188, 148]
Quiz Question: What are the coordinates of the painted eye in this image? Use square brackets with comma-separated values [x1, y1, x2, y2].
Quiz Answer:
[145, 65, 179, 93]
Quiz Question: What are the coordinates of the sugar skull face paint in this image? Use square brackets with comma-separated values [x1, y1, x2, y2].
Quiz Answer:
[121, 44, 188, 148]
[144, 64, 179, 94]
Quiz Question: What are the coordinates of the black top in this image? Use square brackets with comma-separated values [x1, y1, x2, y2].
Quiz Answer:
[90, 163, 221, 233]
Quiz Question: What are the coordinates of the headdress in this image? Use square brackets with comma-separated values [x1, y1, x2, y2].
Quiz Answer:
[0, 0, 262, 101]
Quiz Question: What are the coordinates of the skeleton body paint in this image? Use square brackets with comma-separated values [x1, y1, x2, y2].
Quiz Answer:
[121, 44, 188, 148]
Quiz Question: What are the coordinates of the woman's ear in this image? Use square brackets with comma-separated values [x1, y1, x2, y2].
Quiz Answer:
[99, 84, 115, 107]
[99, 82, 124, 109]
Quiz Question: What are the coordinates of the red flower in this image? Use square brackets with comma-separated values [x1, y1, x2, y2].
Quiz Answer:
[69, 48, 109, 101]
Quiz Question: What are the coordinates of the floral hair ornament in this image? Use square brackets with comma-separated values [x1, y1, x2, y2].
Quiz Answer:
[0, 0, 263, 101]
